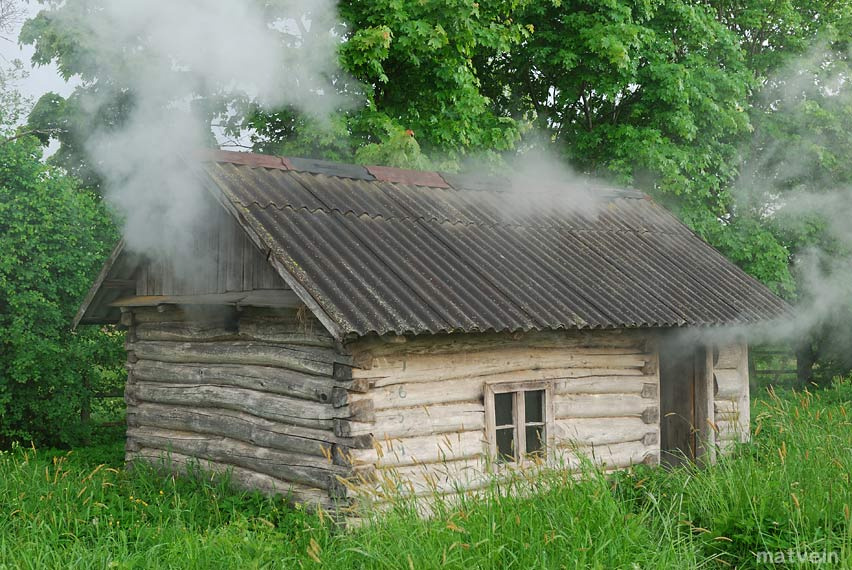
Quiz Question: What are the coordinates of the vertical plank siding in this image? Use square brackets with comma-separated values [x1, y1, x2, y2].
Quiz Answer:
[123, 307, 359, 509]
[135, 207, 285, 297]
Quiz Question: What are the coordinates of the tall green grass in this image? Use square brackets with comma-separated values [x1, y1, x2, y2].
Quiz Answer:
[1, 381, 851, 569]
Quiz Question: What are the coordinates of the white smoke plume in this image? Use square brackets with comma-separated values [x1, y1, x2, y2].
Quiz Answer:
[503, 148, 609, 219]
[691, 44, 852, 368]
[51, 0, 345, 275]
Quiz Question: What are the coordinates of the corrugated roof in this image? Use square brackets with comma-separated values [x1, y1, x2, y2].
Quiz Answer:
[193, 151, 790, 339]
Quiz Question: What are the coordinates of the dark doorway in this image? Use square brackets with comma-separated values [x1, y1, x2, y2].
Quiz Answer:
[659, 337, 712, 466]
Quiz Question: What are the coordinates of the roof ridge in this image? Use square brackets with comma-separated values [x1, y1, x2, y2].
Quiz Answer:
[251, 203, 688, 234]
[196, 148, 648, 199]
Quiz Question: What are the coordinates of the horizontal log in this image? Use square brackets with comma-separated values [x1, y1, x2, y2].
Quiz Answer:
[349, 330, 646, 359]
[347, 378, 480, 411]
[715, 343, 745, 370]
[345, 458, 492, 500]
[127, 382, 338, 429]
[715, 369, 745, 399]
[715, 410, 741, 423]
[128, 340, 346, 376]
[134, 317, 335, 348]
[337, 403, 485, 439]
[128, 402, 339, 457]
[131, 360, 334, 404]
[356, 366, 649, 389]
[555, 440, 658, 470]
[134, 321, 238, 342]
[351, 443, 660, 501]
[554, 394, 656, 420]
[128, 426, 348, 490]
[130, 447, 334, 508]
[238, 317, 335, 347]
[555, 376, 655, 396]
[357, 351, 649, 386]
[344, 374, 661, 413]
[715, 420, 746, 438]
[349, 431, 486, 468]
[555, 417, 656, 447]
[714, 400, 740, 414]
[130, 305, 229, 323]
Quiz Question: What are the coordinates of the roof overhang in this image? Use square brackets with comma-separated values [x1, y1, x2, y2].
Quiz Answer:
[73, 241, 140, 328]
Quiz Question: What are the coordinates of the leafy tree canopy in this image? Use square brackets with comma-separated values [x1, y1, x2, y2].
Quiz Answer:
[18, 0, 852, 385]
[0, 65, 123, 447]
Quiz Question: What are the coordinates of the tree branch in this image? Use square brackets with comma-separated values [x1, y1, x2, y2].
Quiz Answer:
[1, 128, 66, 146]
[0, 0, 24, 36]
[579, 82, 593, 131]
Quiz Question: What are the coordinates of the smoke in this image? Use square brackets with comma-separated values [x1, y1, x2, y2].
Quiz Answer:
[502, 148, 610, 219]
[52, 0, 346, 277]
[697, 43, 852, 362]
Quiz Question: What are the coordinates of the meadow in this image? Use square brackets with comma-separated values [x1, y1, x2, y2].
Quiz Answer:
[1, 382, 851, 569]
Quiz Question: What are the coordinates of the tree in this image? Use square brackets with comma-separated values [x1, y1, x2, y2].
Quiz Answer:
[0, 68, 122, 447]
[0, 0, 23, 40]
[22, 0, 533, 172]
[20, 0, 852, 388]
[474, 1, 795, 293]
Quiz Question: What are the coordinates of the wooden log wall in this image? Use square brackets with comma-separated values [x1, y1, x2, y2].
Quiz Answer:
[123, 306, 362, 509]
[714, 342, 750, 450]
[336, 330, 660, 501]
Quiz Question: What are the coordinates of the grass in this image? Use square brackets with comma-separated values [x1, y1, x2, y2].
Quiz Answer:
[1, 381, 852, 569]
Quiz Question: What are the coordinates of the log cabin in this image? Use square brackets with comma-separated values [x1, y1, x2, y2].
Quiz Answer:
[74, 150, 789, 510]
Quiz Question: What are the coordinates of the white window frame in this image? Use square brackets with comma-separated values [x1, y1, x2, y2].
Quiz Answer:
[484, 380, 555, 465]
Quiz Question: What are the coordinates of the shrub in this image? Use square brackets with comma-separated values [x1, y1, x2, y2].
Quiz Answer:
[0, 129, 123, 447]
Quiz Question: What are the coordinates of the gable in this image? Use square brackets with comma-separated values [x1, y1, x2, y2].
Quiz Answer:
[135, 203, 286, 297]
[74, 196, 293, 327]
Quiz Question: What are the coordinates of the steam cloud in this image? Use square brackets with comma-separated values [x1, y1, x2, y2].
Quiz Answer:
[730, 44, 852, 350]
[55, 0, 345, 275]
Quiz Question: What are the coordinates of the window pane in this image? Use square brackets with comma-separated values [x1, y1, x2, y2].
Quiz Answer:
[525, 390, 544, 424]
[495, 392, 514, 426]
[496, 427, 516, 461]
[525, 426, 544, 455]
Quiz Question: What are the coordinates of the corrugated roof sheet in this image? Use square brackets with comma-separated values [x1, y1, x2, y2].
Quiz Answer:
[194, 152, 790, 339]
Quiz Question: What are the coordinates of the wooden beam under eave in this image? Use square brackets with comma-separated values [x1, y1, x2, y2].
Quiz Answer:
[109, 289, 303, 310]
[103, 279, 137, 289]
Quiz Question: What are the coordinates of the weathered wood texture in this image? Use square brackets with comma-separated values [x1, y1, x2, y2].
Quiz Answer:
[135, 206, 286, 297]
[124, 307, 354, 507]
[714, 342, 750, 447]
[340, 330, 660, 500]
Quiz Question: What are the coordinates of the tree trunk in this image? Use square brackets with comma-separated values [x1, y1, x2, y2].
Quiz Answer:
[795, 342, 815, 390]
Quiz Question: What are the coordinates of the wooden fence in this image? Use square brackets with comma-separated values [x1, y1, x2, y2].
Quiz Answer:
[749, 345, 798, 389]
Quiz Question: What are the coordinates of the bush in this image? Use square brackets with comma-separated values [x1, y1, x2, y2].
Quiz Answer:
[0, 130, 123, 448]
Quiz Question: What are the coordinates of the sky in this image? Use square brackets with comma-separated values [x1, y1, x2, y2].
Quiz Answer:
[0, 0, 76, 108]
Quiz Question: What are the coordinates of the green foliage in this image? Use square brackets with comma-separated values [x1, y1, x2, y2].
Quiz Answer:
[2, 385, 852, 567]
[475, 1, 797, 293]
[338, 0, 530, 159]
[354, 126, 443, 171]
[19, 0, 852, 385]
[0, 73, 123, 447]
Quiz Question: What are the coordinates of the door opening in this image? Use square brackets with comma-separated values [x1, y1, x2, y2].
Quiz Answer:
[659, 337, 712, 466]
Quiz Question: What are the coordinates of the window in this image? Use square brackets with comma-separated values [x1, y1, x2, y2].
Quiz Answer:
[485, 382, 553, 463]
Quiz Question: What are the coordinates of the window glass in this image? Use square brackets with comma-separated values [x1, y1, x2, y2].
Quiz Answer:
[525, 425, 544, 455]
[496, 427, 515, 461]
[525, 390, 544, 423]
[495, 392, 513, 426]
